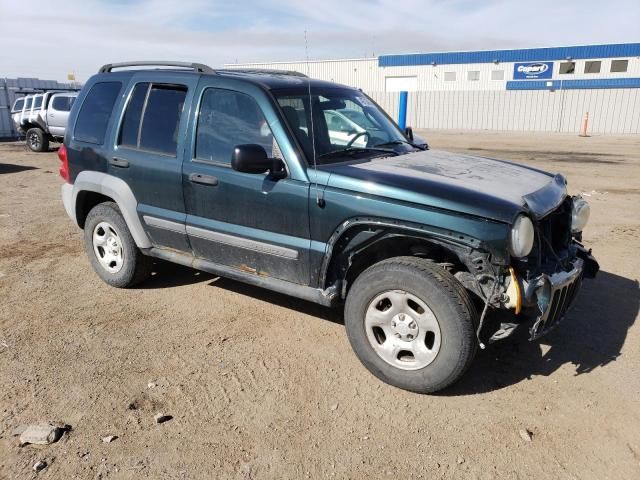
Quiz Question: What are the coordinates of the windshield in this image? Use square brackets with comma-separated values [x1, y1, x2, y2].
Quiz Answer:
[274, 88, 415, 165]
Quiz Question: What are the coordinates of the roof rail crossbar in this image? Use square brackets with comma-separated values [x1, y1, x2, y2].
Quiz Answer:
[218, 68, 308, 78]
[98, 61, 216, 74]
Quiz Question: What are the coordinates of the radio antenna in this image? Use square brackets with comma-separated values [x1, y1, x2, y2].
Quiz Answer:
[304, 30, 321, 207]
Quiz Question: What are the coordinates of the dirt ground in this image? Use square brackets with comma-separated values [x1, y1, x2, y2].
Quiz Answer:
[0, 131, 639, 479]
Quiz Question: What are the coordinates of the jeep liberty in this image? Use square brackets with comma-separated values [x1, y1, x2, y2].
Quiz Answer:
[60, 62, 598, 393]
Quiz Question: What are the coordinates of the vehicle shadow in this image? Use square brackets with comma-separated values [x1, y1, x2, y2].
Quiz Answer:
[142, 262, 637, 393]
[134, 260, 216, 289]
[0, 163, 38, 174]
[442, 270, 639, 396]
[207, 276, 345, 325]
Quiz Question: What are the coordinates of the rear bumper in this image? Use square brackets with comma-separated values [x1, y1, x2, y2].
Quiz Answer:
[61, 183, 77, 225]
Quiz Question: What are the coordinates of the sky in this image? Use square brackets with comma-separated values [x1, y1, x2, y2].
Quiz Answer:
[0, 0, 638, 82]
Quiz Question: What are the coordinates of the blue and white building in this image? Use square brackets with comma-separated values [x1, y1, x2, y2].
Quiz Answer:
[229, 43, 640, 134]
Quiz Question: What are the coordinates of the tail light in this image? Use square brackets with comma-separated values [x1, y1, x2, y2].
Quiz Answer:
[58, 144, 70, 183]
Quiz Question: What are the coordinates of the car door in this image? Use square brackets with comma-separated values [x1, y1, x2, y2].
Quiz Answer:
[47, 94, 76, 136]
[109, 73, 199, 252]
[182, 82, 311, 285]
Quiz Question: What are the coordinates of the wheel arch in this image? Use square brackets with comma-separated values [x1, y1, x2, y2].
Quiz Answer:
[320, 218, 496, 300]
[22, 122, 42, 132]
[70, 171, 152, 248]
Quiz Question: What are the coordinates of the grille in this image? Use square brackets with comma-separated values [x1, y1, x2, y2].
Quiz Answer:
[530, 270, 583, 339]
[545, 275, 582, 329]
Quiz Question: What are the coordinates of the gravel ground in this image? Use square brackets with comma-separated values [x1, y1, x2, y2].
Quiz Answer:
[0, 131, 639, 479]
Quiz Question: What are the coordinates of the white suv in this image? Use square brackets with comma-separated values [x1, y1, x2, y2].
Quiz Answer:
[11, 91, 78, 152]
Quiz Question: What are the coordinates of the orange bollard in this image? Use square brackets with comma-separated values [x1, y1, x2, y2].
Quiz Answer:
[579, 112, 590, 137]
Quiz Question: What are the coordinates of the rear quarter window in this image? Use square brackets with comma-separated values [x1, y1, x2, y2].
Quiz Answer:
[12, 98, 24, 112]
[74, 82, 122, 144]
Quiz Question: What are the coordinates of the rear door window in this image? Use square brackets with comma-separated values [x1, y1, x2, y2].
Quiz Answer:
[118, 83, 187, 156]
[33, 96, 43, 109]
[118, 83, 149, 148]
[24, 97, 33, 110]
[74, 82, 122, 144]
[51, 96, 76, 112]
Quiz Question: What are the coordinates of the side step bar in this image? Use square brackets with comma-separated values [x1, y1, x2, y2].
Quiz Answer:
[146, 247, 340, 307]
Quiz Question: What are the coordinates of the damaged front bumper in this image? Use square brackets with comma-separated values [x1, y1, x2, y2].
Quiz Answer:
[489, 244, 599, 343]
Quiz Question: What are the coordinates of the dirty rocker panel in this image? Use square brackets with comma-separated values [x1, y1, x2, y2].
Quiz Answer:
[145, 247, 338, 306]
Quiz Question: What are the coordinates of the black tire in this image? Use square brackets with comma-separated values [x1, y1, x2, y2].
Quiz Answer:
[83, 202, 152, 288]
[26, 128, 49, 152]
[344, 256, 478, 393]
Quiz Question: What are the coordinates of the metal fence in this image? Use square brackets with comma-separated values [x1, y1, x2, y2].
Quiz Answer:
[0, 78, 78, 139]
[368, 88, 640, 134]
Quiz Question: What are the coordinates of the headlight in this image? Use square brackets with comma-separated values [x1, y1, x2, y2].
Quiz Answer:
[571, 196, 590, 233]
[509, 214, 535, 258]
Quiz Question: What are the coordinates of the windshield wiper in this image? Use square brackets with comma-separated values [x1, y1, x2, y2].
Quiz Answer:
[318, 147, 398, 160]
[373, 139, 425, 150]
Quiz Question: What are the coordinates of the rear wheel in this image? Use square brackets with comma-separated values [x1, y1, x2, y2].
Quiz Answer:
[26, 128, 48, 152]
[84, 202, 152, 288]
[344, 256, 477, 393]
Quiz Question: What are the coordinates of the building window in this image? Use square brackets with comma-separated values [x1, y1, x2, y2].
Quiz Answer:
[444, 71, 456, 81]
[584, 61, 601, 74]
[384, 76, 418, 92]
[467, 71, 480, 81]
[559, 62, 575, 74]
[610, 59, 628, 73]
[491, 70, 504, 80]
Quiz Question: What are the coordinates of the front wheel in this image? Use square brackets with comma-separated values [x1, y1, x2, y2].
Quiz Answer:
[344, 257, 477, 393]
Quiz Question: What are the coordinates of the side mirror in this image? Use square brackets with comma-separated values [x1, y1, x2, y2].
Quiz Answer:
[231, 144, 285, 178]
[404, 126, 414, 141]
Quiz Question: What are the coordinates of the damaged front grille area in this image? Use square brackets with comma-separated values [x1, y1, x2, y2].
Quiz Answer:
[512, 197, 574, 281]
[532, 197, 572, 268]
[529, 263, 583, 339]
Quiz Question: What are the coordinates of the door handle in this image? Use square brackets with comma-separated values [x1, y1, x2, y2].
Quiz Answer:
[189, 173, 218, 186]
[109, 157, 129, 168]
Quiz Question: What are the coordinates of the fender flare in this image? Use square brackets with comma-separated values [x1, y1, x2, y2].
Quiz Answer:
[70, 171, 152, 248]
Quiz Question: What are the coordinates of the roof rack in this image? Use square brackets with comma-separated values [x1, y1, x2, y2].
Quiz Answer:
[98, 61, 216, 74]
[217, 68, 308, 78]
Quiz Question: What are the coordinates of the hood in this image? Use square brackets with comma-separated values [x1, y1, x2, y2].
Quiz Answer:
[322, 149, 567, 223]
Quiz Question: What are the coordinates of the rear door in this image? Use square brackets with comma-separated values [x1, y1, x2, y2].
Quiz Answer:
[47, 94, 76, 136]
[109, 73, 198, 252]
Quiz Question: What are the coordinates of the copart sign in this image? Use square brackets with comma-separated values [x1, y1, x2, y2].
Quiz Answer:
[513, 62, 553, 80]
